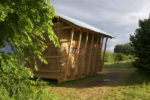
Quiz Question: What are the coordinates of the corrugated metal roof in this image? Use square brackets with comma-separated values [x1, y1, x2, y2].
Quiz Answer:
[58, 13, 112, 38]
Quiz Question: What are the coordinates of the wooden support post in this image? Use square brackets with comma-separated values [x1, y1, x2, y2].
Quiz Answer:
[72, 30, 82, 79]
[86, 34, 94, 76]
[98, 37, 104, 71]
[102, 38, 108, 67]
[80, 33, 89, 78]
[91, 36, 99, 74]
[64, 28, 74, 80]
[95, 37, 101, 72]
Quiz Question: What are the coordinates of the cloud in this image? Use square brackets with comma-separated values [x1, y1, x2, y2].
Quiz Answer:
[51, 0, 150, 52]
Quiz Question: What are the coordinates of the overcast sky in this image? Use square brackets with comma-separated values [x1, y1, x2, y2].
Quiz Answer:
[51, 0, 150, 52]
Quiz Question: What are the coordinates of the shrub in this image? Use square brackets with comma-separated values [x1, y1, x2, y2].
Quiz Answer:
[104, 52, 114, 63]
[0, 53, 57, 100]
[113, 53, 131, 62]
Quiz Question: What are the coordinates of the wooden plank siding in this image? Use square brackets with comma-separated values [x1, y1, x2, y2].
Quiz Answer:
[92, 36, 99, 74]
[71, 30, 82, 79]
[80, 33, 89, 78]
[64, 28, 74, 80]
[98, 37, 104, 71]
[86, 34, 94, 76]
[102, 38, 108, 68]
[95, 37, 101, 72]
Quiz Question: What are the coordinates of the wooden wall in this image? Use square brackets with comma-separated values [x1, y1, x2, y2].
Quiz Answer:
[28, 19, 109, 82]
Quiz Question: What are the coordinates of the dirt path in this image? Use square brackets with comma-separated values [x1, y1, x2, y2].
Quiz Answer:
[83, 69, 131, 87]
[47, 68, 135, 100]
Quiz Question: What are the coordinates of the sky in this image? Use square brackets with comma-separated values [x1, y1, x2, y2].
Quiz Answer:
[51, 0, 150, 52]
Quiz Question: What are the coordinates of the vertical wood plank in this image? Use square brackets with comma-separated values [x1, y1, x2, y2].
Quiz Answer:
[72, 30, 82, 79]
[64, 28, 74, 80]
[80, 33, 89, 78]
[91, 36, 99, 74]
[102, 38, 108, 67]
[86, 34, 94, 76]
[95, 37, 101, 72]
[98, 37, 104, 71]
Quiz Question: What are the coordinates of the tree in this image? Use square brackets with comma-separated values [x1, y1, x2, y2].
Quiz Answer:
[0, 0, 59, 98]
[130, 16, 150, 71]
[114, 43, 134, 55]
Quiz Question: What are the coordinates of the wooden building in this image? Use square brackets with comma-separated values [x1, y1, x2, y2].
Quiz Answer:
[28, 14, 113, 82]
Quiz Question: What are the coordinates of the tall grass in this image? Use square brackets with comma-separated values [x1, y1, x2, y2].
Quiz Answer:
[0, 86, 58, 100]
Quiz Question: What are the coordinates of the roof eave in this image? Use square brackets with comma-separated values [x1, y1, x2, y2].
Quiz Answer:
[59, 17, 113, 38]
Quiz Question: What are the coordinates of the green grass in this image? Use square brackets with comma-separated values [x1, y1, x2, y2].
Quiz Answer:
[46, 61, 150, 100]
[104, 60, 133, 68]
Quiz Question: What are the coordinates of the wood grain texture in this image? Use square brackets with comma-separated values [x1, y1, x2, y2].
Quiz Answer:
[98, 37, 104, 71]
[102, 38, 108, 67]
[64, 28, 74, 80]
[72, 30, 82, 79]
[92, 36, 99, 74]
[80, 33, 89, 78]
[86, 34, 94, 75]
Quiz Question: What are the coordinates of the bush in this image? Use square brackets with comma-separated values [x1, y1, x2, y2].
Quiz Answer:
[104, 52, 134, 63]
[113, 53, 132, 62]
[104, 52, 114, 63]
[0, 53, 57, 100]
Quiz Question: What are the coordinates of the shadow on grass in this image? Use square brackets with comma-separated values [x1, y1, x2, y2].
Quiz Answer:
[43, 74, 105, 88]
[123, 70, 150, 86]
[42, 62, 150, 88]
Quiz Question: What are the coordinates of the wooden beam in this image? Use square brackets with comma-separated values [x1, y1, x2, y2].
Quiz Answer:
[95, 37, 101, 72]
[80, 33, 89, 78]
[45, 40, 70, 45]
[53, 26, 72, 31]
[86, 34, 94, 76]
[60, 18, 81, 30]
[64, 28, 74, 80]
[43, 56, 62, 59]
[36, 69, 61, 73]
[29, 56, 60, 59]
[45, 42, 54, 45]
[98, 37, 104, 71]
[53, 22, 61, 26]
[72, 30, 82, 79]
[102, 38, 108, 67]
[91, 36, 99, 74]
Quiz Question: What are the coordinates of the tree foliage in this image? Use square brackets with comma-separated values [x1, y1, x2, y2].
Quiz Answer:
[114, 43, 134, 55]
[0, 0, 59, 99]
[130, 16, 150, 71]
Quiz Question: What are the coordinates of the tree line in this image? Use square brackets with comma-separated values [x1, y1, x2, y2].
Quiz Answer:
[114, 43, 134, 55]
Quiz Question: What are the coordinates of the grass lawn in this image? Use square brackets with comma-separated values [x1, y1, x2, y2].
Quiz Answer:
[45, 61, 150, 100]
